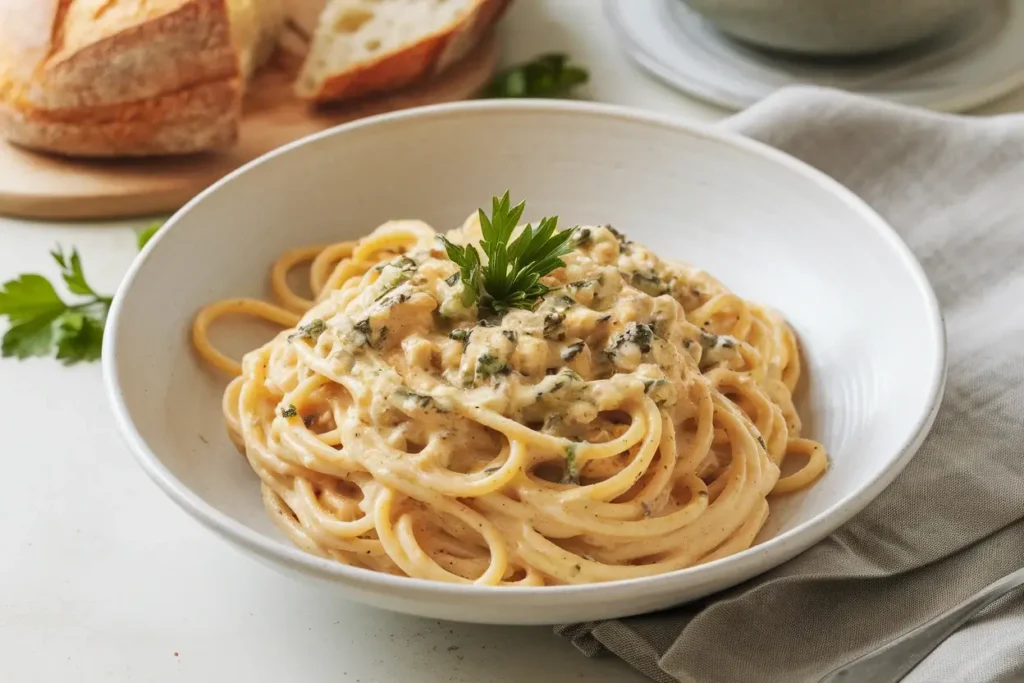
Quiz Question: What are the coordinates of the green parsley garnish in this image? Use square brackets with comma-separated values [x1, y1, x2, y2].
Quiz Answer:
[438, 192, 576, 314]
[1, 225, 162, 364]
[280, 404, 298, 418]
[562, 444, 580, 485]
[0, 247, 111, 364]
[483, 53, 589, 99]
[136, 220, 165, 250]
[288, 318, 326, 342]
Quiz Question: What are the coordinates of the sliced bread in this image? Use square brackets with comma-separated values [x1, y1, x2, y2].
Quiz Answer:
[0, 0, 284, 156]
[295, 0, 510, 103]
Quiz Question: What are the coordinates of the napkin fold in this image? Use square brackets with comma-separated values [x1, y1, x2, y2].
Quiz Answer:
[556, 87, 1024, 683]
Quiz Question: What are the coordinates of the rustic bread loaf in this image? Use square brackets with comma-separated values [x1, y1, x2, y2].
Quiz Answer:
[0, 0, 284, 157]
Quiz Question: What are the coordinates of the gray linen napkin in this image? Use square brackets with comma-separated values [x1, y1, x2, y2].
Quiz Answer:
[556, 86, 1024, 683]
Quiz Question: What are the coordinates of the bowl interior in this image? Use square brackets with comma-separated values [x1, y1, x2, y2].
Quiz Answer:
[106, 102, 942, 610]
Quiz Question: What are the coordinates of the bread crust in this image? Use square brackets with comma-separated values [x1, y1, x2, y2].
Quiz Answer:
[1, 78, 241, 157]
[0, 0, 243, 156]
[296, 0, 512, 103]
[1, 0, 240, 109]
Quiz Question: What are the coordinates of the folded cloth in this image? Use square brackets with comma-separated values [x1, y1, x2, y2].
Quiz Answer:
[555, 86, 1024, 683]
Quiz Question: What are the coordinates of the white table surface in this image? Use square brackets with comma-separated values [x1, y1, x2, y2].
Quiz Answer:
[2, 2, 1022, 682]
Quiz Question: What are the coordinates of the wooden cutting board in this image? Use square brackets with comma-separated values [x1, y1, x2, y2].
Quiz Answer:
[0, 35, 498, 221]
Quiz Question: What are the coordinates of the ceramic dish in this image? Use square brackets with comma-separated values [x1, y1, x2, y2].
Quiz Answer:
[606, 0, 1024, 113]
[677, 0, 980, 55]
[103, 100, 945, 625]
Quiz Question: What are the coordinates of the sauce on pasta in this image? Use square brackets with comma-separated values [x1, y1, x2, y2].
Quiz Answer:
[192, 213, 827, 585]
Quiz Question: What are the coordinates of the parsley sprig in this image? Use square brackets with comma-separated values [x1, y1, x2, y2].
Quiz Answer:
[439, 192, 576, 314]
[483, 53, 589, 99]
[0, 221, 163, 364]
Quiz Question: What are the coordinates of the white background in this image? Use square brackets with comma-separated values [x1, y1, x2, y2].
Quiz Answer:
[1, 2, 1021, 682]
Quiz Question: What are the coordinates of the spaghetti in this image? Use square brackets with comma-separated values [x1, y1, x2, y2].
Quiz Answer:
[192, 213, 827, 585]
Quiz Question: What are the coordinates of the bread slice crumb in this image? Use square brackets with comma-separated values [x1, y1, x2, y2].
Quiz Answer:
[295, 0, 503, 103]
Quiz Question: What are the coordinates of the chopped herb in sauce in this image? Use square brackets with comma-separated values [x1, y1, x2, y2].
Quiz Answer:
[562, 444, 580, 485]
[394, 255, 418, 271]
[699, 330, 737, 352]
[288, 318, 326, 342]
[351, 318, 387, 349]
[756, 435, 766, 450]
[449, 328, 471, 350]
[280, 404, 298, 418]
[354, 319, 372, 338]
[561, 341, 585, 361]
[536, 380, 566, 399]
[482, 466, 502, 475]
[610, 322, 654, 354]
[376, 255, 417, 273]
[604, 224, 630, 245]
[379, 291, 411, 308]
[394, 389, 446, 412]
[543, 311, 565, 338]
[629, 269, 668, 296]
[375, 272, 410, 301]
[574, 227, 592, 248]
[552, 295, 575, 311]
[560, 367, 583, 382]
[642, 378, 668, 394]
[445, 273, 460, 287]
[476, 352, 509, 377]
[501, 329, 518, 343]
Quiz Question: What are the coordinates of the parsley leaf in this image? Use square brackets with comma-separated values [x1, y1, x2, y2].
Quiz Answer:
[1, 310, 64, 359]
[136, 221, 163, 250]
[438, 192, 576, 314]
[51, 247, 98, 297]
[483, 53, 589, 99]
[0, 229, 157, 364]
[0, 274, 66, 324]
[1, 224, 161, 364]
[54, 311, 105, 364]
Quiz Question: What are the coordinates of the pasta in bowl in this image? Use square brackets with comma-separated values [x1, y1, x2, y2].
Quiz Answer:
[103, 100, 944, 624]
[192, 193, 826, 586]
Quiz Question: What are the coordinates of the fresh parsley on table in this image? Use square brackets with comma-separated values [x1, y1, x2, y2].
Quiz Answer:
[482, 53, 589, 99]
[0, 220, 163, 364]
[438, 191, 576, 314]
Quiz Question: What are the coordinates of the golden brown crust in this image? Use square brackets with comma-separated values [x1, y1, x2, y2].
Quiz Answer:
[1, 78, 241, 157]
[1, 0, 240, 110]
[299, 0, 512, 103]
[0, 0, 249, 156]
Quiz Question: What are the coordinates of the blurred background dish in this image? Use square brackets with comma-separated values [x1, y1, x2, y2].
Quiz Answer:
[678, 0, 984, 56]
[606, 0, 1024, 112]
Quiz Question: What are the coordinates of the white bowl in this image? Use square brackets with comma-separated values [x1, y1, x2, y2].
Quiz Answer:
[103, 100, 945, 625]
[679, 0, 981, 55]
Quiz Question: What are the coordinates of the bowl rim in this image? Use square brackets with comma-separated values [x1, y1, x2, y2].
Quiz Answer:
[103, 98, 947, 601]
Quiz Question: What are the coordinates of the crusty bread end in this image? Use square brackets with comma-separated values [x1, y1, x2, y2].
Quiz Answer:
[295, 0, 510, 103]
[1, 78, 242, 157]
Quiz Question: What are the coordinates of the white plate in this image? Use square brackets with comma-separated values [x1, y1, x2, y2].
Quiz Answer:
[103, 101, 945, 625]
[605, 0, 1024, 112]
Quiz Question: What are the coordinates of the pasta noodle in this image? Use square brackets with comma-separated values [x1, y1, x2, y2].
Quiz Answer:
[192, 213, 828, 586]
